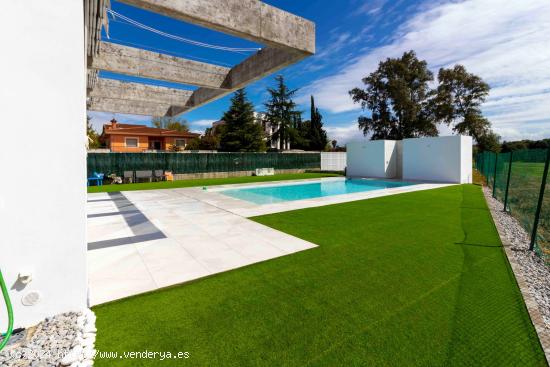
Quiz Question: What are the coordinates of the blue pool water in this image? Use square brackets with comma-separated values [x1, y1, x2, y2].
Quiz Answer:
[222, 179, 415, 204]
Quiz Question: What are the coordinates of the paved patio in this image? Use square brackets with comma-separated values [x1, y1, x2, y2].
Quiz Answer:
[87, 187, 318, 305]
[87, 177, 450, 305]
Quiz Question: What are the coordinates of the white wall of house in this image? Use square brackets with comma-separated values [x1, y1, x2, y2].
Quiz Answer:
[0, 1, 87, 327]
[402, 135, 472, 183]
[346, 140, 399, 178]
[321, 152, 347, 171]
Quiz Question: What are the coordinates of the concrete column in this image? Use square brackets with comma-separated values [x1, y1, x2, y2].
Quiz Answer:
[0, 1, 87, 327]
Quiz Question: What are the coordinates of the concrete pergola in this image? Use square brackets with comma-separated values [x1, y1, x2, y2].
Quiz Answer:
[86, 0, 315, 117]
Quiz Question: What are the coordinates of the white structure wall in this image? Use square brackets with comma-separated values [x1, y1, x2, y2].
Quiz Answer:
[321, 152, 346, 171]
[0, 1, 87, 327]
[402, 135, 472, 183]
[346, 140, 399, 178]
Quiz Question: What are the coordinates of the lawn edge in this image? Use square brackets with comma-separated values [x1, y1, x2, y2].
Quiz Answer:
[87, 173, 341, 194]
[482, 186, 550, 363]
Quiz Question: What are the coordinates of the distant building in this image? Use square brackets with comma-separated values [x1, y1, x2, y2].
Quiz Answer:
[99, 119, 200, 152]
[208, 113, 287, 150]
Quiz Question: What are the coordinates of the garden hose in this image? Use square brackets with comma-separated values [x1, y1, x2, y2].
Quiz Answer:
[0, 269, 13, 351]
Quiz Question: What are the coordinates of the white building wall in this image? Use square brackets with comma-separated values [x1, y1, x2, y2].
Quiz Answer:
[460, 135, 473, 184]
[0, 1, 87, 327]
[395, 141, 403, 179]
[321, 152, 346, 171]
[346, 140, 398, 178]
[402, 135, 472, 183]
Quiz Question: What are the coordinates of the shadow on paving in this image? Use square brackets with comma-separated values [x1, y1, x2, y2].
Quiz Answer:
[87, 192, 166, 250]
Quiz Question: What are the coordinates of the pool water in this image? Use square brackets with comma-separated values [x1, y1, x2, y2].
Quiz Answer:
[221, 179, 414, 204]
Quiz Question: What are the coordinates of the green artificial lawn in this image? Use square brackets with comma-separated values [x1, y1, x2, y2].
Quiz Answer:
[93, 185, 546, 366]
[87, 173, 341, 193]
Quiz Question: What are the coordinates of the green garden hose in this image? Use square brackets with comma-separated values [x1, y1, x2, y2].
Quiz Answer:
[0, 269, 13, 351]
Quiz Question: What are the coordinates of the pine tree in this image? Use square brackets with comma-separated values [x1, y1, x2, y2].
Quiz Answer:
[308, 95, 328, 150]
[264, 75, 301, 150]
[219, 89, 266, 152]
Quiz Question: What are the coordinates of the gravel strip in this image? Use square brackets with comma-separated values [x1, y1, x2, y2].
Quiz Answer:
[483, 186, 550, 328]
[0, 309, 96, 366]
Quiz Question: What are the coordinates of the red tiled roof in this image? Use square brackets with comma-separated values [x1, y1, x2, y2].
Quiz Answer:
[102, 123, 199, 138]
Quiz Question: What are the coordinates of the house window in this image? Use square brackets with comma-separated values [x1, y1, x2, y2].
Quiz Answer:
[125, 137, 138, 148]
[175, 139, 186, 147]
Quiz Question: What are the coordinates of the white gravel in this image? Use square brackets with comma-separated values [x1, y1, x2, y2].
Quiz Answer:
[483, 186, 550, 328]
[0, 309, 96, 367]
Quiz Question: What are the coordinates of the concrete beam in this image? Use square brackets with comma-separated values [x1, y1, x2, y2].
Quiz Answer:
[87, 1, 315, 116]
[169, 47, 302, 115]
[118, 0, 315, 54]
[91, 42, 231, 89]
[87, 78, 192, 116]
[88, 97, 172, 116]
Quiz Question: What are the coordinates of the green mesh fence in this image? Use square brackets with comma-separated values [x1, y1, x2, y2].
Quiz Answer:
[493, 152, 511, 202]
[506, 149, 546, 239]
[475, 149, 550, 263]
[87, 153, 321, 176]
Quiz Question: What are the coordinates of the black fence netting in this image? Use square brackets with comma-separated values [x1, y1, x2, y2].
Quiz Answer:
[87, 152, 321, 176]
[475, 149, 550, 263]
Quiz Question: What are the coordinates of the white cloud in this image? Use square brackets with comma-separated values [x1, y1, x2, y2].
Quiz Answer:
[328, 120, 457, 145]
[190, 119, 217, 128]
[325, 123, 366, 144]
[353, 0, 389, 16]
[301, 0, 550, 141]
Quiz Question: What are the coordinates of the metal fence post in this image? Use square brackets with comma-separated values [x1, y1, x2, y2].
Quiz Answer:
[503, 151, 513, 212]
[486, 152, 490, 186]
[492, 153, 499, 198]
[529, 148, 550, 251]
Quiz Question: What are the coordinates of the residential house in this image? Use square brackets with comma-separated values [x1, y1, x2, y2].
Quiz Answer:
[99, 119, 199, 152]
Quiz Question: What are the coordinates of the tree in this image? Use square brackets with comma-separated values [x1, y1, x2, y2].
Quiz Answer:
[86, 116, 101, 149]
[185, 134, 220, 151]
[219, 89, 266, 152]
[476, 131, 501, 153]
[152, 116, 190, 132]
[308, 95, 329, 150]
[349, 51, 437, 140]
[433, 65, 492, 140]
[289, 114, 310, 150]
[264, 75, 301, 150]
[432, 64, 502, 152]
[185, 138, 201, 150]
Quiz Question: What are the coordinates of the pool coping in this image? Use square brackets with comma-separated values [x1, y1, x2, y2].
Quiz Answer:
[179, 177, 454, 217]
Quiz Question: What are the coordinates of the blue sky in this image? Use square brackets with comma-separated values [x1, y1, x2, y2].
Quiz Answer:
[89, 0, 550, 144]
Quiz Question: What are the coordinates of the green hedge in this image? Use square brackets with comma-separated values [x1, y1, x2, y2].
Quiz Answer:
[87, 153, 320, 176]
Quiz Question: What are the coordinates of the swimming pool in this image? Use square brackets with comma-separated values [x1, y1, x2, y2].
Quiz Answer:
[221, 179, 415, 204]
